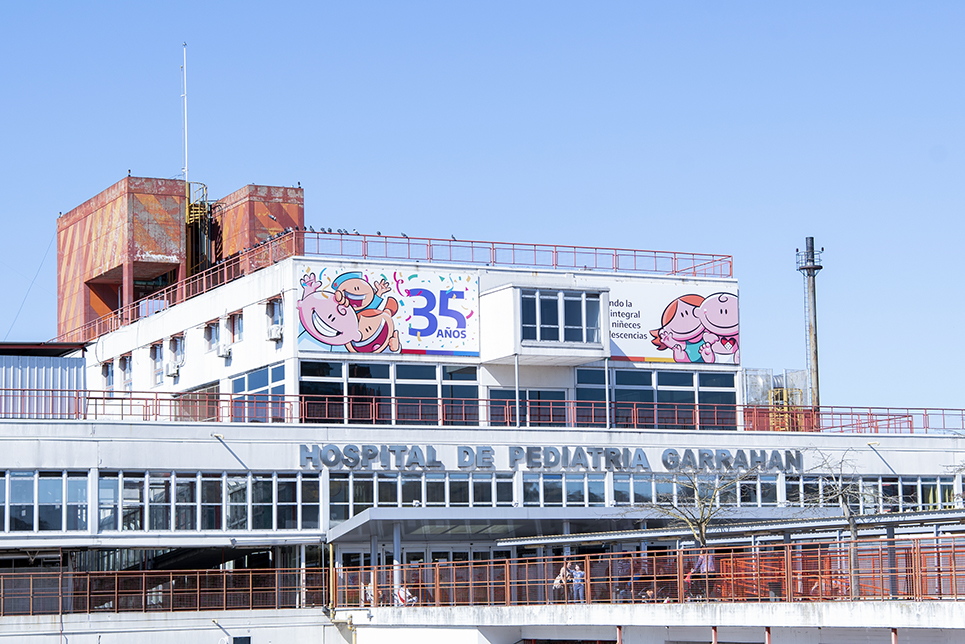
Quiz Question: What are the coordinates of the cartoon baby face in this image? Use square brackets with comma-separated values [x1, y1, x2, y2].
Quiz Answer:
[297, 274, 361, 346]
[661, 298, 704, 341]
[696, 293, 739, 336]
[348, 309, 398, 353]
[335, 276, 377, 311]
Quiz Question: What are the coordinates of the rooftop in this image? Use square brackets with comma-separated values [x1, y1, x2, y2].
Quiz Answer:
[55, 230, 733, 343]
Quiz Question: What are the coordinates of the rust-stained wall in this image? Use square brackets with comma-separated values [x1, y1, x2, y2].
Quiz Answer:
[57, 177, 187, 338]
[215, 185, 304, 257]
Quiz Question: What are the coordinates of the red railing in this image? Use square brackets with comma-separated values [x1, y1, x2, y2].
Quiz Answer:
[337, 536, 965, 608]
[1, 389, 964, 435]
[55, 231, 733, 343]
[0, 567, 327, 617]
[0, 536, 962, 616]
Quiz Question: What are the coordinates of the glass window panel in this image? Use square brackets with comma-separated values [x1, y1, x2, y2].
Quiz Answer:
[449, 474, 469, 507]
[585, 294, 601, 342]
[543, 474, 563, 507]
[251, 479, 273, 505]
[576, 369, 606, 385]
[566, 475, 585, 506]
[348, 363, 390, 379]
[301, 361, 342, 378]
[402, 474, 422, 506]
[523, 474, 540, 507]
[473, 474, 492, 506]
[247, 368, 270, 391]
[539, 293, 559, 341]
[396, 364, 436, 380]
[271, 364, 285, 382]
[761, 476, 778, 506]
[521, 291, 537, 340]
[496, 474, 514, 506]
[655, 476, 674, 504]
[699, 372, 735, 388]
[587, 475, 606, 507]
[329, 473, 348, 504]
[378, 474, 399, 505]
[615, 370, 652, 387]
[444, 366, 477, 381]
[613, 474, 630, 505]
[426, 474, 446, 506]
[67, 478, 87, 503]
[657, 371, 693, 387]
[633, 475, 653, 504]
[39, 477, 62, 503]
[719, 476, 738, 506]
[11, 473, 34, 504]
[740, 479, 759, 506]
[277, 478, 296, 504]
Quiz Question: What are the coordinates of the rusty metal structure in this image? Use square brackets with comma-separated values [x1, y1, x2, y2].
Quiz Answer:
[56, 176, 304, 340]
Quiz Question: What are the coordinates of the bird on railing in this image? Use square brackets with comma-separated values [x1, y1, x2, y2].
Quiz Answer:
[451, 235, 457, 241]
[401, 232, 408, 238]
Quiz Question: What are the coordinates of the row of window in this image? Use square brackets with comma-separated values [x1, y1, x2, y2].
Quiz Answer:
[4, 471, 950, 533]
[101, 299, 283, 390]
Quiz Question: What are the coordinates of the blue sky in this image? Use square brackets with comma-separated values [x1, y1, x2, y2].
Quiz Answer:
[1, 2, 962, 408]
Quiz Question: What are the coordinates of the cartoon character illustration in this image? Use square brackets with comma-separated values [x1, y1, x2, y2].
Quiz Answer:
[296, 273, 362, 348]
[695, 292, 739, 364]
[650, 294, 709, 363]
[347, 299, 401, 354]
[333, 271, 393, 313]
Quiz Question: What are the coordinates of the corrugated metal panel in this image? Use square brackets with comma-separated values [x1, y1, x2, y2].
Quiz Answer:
[0, 356, 86, 419]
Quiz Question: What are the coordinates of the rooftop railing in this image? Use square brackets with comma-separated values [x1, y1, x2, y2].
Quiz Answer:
[1, 388, 963, 435]
[0, 535, 963, 617]
[55, 231, 733, 343]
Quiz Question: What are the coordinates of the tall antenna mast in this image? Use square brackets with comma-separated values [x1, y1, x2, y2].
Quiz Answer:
[796, 237, 823, 408]
[181, 42, 188, 186]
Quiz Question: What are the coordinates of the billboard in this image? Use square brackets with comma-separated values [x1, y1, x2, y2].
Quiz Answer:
[608, 281, 739, 364]
[296, 264, 479, 356]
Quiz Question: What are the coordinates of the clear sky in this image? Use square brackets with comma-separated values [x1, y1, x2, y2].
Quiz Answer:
[1, 2, 962, 409]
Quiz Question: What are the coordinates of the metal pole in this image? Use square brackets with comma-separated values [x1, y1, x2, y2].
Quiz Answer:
[393, 522, 402, 602]
[796, 237, 822, 408]
[514, 354, 521, 428]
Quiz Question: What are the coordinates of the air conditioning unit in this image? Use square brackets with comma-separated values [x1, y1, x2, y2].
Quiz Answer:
[216, 343, 232, 358]
[164, 362, 179, 377]
[267, 324, 284, 341]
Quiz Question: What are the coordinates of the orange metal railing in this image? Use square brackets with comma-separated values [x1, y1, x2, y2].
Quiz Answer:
[55, 231, 733, 343]
[0, 537, 963, 617]
[336, 536, 965, 609]
[1, 389, 964, 435]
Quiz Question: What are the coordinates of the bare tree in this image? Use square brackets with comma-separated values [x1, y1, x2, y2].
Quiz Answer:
[616, 466, 762, 548]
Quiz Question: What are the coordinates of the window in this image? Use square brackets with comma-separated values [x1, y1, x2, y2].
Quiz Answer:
[521, 289, 601, 343]
[230, 313, 244, 343]
[268, 298, 284, 326]
[169, 335, 184, 366]
[175, 475, 197, 530]
[205, 322, 220, 352]
[232, 364, 286, 423]
[67, 474, 88, 530]
[38, 473, 63, 531]
[122, 474, 144, 530]
[10, 471, 34, 531]
[149, 474, 171, 530]
[201, 475, 223, 530]
[120, 355, 132, 392]
[99, 476, 119, 531]
[150, 344, 163, 386]
[102, 362, 114, 394]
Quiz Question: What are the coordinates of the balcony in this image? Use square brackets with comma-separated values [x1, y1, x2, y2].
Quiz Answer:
[0, 388, 961, 434]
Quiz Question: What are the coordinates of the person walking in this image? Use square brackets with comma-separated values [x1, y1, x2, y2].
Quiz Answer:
[685, 551, 716, 599]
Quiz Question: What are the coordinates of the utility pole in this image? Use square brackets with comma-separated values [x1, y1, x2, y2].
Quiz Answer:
[796, 237, 823, 408]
